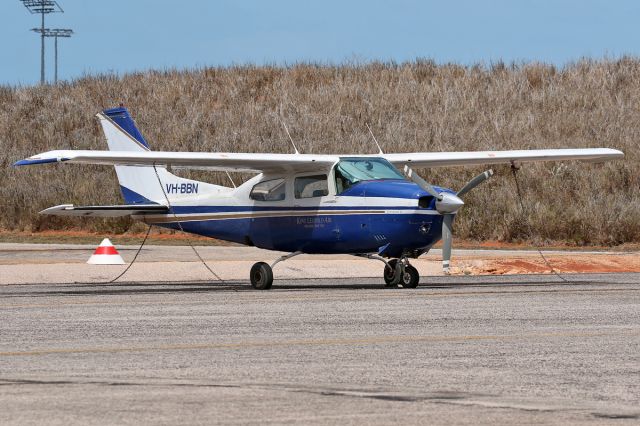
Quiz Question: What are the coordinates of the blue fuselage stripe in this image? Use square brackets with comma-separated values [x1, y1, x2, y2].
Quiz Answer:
[149, 211, 444, 257]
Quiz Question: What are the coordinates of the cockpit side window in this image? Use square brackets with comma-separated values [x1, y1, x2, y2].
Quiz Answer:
[295, 175, 328, 198]
[334, 157, 404, 194]
[250, 178, 286, 201]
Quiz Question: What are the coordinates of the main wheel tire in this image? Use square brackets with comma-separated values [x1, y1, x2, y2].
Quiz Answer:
[401, 265, 420, 288]
[250, 262, 273, 290]
[383, 259, 399, 286]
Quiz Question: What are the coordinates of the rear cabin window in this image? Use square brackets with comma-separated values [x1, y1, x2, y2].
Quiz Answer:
[295, 175, 329, 199]
[250, 178, 286, 201]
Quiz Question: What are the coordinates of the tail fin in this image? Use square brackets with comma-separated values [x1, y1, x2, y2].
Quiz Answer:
[101, 107, 150, 152]
[98, 106, 226, 205]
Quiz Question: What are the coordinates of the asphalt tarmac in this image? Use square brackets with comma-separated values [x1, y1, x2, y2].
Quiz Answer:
[1, 273, 639, 425]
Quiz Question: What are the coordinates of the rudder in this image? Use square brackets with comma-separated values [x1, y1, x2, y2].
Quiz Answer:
[100, 106, 150, 152]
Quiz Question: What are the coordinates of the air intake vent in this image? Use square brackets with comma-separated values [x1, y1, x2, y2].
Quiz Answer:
[418, 196, 433, 208]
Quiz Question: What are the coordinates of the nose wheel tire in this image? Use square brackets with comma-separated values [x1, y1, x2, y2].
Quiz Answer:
[383, 260, 419, 288]
[250, 262, 273, 290]
[400, 265, 420, 288]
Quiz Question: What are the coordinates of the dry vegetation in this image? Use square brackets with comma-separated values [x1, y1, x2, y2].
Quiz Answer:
[0, 59, 638, 245]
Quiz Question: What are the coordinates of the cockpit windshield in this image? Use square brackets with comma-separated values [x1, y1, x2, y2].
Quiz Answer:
[335, 157, 405, 194]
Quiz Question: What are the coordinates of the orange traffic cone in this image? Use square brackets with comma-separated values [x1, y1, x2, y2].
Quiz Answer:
[87, 238, 125, 265]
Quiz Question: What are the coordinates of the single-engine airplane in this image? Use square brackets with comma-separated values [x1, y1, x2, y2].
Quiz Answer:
[15, 107, 624, 289]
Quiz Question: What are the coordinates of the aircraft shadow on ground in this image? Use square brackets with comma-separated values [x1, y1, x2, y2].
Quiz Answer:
[2, 275, 617, 298]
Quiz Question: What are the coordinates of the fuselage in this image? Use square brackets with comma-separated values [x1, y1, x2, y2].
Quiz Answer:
[140, 157, 455, 258]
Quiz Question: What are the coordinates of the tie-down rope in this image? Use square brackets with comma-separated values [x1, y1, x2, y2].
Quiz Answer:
[510, 164, 569, 283]
[107, 165, 224, 283]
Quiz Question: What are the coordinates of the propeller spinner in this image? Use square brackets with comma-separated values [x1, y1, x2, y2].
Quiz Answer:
[404, 166, 494, 274]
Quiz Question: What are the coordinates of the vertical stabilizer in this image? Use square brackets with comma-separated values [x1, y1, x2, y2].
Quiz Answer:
[97, 106, 224, 205]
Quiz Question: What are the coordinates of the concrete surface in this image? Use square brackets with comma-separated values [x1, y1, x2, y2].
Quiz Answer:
[1, 243, 638, 284]
[1, 273, 639, 425]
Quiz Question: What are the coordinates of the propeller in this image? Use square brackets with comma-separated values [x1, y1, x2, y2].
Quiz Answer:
[404, 166, 494, 274]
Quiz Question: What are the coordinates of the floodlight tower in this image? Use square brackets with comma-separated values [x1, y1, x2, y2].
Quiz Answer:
[31, 28, 73, 83]
[20, 0, 64, 84]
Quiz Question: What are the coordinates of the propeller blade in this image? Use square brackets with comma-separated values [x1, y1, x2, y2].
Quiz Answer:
[403, 165, 442, 200]
[442, 214, 453, 274]
[456, 169, 494, 198]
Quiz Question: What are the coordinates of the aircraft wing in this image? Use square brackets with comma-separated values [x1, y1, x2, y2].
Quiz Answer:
[15, 148, 623, 173]
[14, 150, 339, 173]
[40, 204, 169, 217]
[382, 148, 624, 168]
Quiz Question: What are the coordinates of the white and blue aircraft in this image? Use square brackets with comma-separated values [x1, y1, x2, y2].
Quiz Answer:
[15, 107, 624, 289]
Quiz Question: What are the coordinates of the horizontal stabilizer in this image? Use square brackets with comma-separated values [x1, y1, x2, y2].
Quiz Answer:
[40, 204, 168, 217]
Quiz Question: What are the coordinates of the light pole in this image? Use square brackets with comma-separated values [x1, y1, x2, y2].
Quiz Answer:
[20, 1, 64, 84]
[31, 28, 73, 83]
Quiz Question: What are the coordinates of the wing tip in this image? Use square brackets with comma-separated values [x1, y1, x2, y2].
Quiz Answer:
[39, 204, 74, 215]
[595, 148, 624, 160]
[611, 148, 625, 158]
[14, 158, 56, 167]
[14, 157, 69, 167]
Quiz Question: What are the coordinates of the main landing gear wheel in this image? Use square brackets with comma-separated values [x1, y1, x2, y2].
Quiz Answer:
[250, 262, 273, 290]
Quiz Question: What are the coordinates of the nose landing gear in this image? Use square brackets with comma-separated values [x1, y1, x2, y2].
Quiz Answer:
[383, 258, 420, 288]
[355, 254, 421, 288]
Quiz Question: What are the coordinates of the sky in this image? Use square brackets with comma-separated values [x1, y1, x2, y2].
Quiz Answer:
[1, 0, 640, 85]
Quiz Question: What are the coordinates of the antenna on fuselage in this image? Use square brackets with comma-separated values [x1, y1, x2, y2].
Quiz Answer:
[365, 123, 384, 154]
[278, 117, 300, 154]
[225, 171, 237, 188]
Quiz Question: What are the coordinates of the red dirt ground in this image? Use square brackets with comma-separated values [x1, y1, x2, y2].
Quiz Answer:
[465, 255, 640, 275]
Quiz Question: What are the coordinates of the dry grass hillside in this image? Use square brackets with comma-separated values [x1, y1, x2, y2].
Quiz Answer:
[0, 59, 638, 245]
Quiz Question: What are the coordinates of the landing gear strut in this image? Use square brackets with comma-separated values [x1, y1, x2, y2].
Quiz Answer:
[383, 258, 420, 288]
[250, 251, 303, 290]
